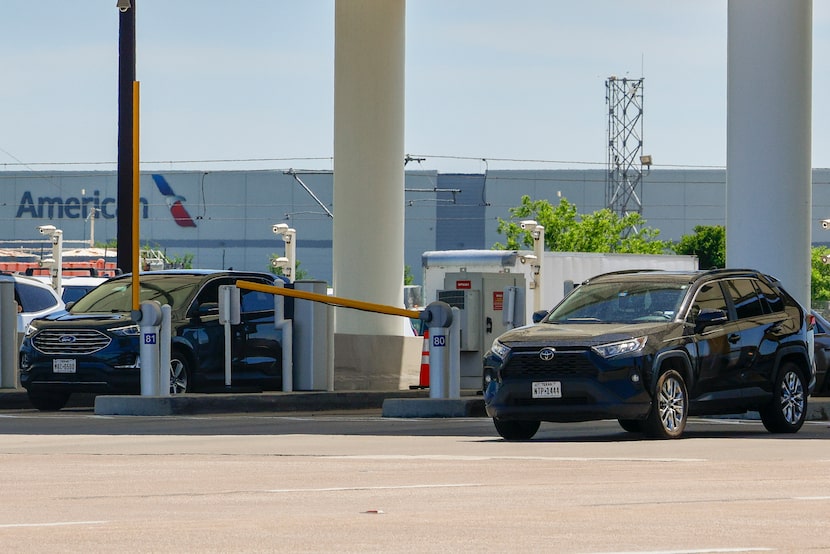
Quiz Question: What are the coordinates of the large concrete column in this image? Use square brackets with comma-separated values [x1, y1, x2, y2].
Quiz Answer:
[333, 0, 405, 335]
[727, 0, 812, 306]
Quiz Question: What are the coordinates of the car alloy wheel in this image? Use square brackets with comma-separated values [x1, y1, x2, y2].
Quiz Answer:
[760, 362, 806, 433]
[169, 351, 190, 395]
[645, 369, 688, 439]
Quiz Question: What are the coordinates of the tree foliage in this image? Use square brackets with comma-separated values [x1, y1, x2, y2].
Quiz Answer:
[494, 195, 670, 254]
[672, 225, 725, 269]
[811, 246, 830, 305]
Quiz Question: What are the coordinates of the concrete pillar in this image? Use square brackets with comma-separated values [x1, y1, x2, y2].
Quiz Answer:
[727, 0, 812, 306]
[333, 0, 405, 335]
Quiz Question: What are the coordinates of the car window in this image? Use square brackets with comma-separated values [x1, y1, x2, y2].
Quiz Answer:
[71, 276, 200, 313]
[546, 281, 687, 323]
[15, 282, 58, 312]
[241, 288, 274, 313]
[723, 278, 764, 319]
[755, 280, 785, 314]
[687, 281, 729, 323]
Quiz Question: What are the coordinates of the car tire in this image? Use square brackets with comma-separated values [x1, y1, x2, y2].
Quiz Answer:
[645, 369, 688, 439]
[759, 362, 807, 434]
[27, 390, 70, 411]
[618, 419, 643, 433]
[169, 349, 191, 395]
[493, 418, 540, 441]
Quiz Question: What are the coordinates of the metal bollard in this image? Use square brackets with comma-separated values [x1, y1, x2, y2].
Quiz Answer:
[420, 301, 454, 399]
[0, 278, 16, 388]
[136, 300, 162, 396]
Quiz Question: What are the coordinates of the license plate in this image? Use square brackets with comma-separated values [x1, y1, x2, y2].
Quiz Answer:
[532, 380, 562, 399]
[53, 359, 76, 374]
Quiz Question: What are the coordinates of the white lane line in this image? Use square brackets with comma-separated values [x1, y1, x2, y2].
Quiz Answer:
[594, 547, 775, 554]
[331, 455, 707, 462]
[793, 495, 830, 500]
[0, 520, 108, 529]
[264, 483, 482, 493]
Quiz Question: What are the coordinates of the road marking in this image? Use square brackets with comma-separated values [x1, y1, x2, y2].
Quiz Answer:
[794, 495, 830, 500]
[331, 455, 707, 462]
[0, 520, 108, 529]
[264, 483, 481, 493]
[594, 548, 775, 554]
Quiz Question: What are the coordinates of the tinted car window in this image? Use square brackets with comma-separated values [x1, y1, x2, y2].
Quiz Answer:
[16, 282, 59, 312]
[688, 281, 728, 323]
[724, 278, 764, 319]
[755, 280, 784, 314]
[241, 289, 274, 313]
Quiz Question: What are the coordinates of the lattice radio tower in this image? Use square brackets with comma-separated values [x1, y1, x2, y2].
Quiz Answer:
[605, 76, 648, 219]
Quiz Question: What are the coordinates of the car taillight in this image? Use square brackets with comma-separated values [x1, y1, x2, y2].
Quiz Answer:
[808, 313, 816, 330]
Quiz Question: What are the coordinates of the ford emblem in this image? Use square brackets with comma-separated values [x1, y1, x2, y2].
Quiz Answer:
[58, 335, 76, 344]
[539, 347, 555, 361]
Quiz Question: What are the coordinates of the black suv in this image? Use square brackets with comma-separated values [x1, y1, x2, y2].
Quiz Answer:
[19, 270, 285, 410]
[483, 269, 816, 440]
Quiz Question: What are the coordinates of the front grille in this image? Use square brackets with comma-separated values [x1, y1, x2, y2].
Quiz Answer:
[33, 329, 112, 355]
[501, 350, 597, 379]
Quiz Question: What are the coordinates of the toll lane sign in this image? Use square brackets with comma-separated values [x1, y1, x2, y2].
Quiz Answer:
[432, 334, 446, 347]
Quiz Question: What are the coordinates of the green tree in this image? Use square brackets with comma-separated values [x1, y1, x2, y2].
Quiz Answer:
[811, 246, 830, 306]
[673, 225, 725, 269]
[494, 195, 670, 254]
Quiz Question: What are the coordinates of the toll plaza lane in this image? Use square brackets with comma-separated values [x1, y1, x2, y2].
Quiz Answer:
[0, 411, 828, 553]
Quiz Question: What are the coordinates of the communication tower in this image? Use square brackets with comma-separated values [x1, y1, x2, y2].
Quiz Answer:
[605, 76, 649, 218]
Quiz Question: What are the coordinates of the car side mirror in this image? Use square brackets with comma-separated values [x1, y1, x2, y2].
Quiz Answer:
[532, 310, 549, 324]
[695, 308, 728, 332]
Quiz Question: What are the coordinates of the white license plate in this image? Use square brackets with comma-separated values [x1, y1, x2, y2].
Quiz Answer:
[53, 359, 76, 374]
[532, 380, 562, 399]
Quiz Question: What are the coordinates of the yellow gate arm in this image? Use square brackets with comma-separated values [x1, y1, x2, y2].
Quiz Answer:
[236, 280, 422, 319]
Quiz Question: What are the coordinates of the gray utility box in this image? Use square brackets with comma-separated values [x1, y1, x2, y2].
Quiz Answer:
[437, 272, 525, 390]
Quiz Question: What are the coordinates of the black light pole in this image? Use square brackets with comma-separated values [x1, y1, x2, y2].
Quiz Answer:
[117, 0, 135, 274]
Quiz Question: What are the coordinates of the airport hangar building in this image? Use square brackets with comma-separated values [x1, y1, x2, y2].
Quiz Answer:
[2, 168, 830, 287]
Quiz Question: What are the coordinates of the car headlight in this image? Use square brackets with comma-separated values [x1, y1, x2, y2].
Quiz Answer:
[592, 336, 647, 358]
[111, 324, 140, 337]
[490, 338, 511, 360]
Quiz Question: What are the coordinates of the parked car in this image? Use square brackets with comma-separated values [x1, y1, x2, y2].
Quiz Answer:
[483, 269, 816, 440]
[19, 270, 285, 411]
[30, 275, 109, 304]
[0, 272, 65, 334]
[811, 310, 830, 396]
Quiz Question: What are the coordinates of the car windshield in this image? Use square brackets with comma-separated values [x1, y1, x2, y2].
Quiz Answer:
[546, 280, 689, 324]
[70, 275, 201, 314]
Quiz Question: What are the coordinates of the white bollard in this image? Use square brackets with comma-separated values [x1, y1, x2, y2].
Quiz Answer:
[0, 278, 16, 388]
[137, 300, 162, 396]
[158, 304, 172, 397]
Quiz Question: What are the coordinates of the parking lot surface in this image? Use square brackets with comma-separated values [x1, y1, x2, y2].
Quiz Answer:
[0, 408, 829, 553]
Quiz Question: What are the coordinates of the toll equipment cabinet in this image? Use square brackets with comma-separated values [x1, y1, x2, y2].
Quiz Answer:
[437, 272, 526, 390]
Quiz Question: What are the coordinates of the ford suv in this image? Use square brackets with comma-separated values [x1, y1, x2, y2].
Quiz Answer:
[19, 270, 285, 410]
[483, 269, 815, 440]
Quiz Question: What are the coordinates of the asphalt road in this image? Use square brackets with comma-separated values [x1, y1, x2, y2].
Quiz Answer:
[1, 408, 829, 553]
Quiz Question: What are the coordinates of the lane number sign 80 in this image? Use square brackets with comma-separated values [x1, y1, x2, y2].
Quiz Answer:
[432, 334, 446, 347]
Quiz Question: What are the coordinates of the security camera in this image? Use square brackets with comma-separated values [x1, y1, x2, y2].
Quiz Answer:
[520, 220, 538, 231]
[273, 223, 289, 235]
[821, 219, 830, 230]
[519, 254, 538, 264]
[37, 225, 57, 235]
[272, 257, 290, 267]
[823, 255, 830, 265]
[116, 0, 131, 13]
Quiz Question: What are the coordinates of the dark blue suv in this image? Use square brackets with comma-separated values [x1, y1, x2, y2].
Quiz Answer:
[19, 270, 286, 410]
[484, 269, 816, 440]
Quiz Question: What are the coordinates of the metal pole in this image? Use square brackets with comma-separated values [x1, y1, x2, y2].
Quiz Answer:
[0, 278, 16, 388]
[117, 1, 136, 274]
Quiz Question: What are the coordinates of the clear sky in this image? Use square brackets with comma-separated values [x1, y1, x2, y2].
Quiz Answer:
[1, 1, 828, 174]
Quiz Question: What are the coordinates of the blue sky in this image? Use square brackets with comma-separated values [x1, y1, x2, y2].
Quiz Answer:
[1, 1, 828, 173]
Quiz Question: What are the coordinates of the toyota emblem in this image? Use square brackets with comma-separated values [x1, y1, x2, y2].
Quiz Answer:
[539, 347, 555, 361]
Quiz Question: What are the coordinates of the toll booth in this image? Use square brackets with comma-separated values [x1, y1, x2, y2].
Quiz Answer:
[437, 272, 525, 390]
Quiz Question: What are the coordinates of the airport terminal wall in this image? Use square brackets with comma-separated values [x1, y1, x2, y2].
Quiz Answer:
[2, 168, 830, 286]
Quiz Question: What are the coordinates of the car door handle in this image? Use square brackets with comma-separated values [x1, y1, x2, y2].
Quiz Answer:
[728, 333, 740, 344]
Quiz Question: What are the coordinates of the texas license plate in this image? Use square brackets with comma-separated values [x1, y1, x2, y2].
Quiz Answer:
[53, 359, 76, 374]
[532, 380, 562, 398]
